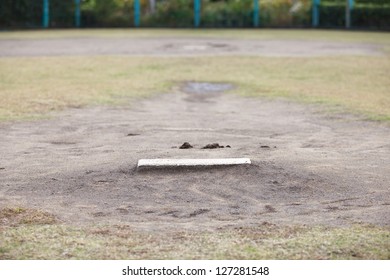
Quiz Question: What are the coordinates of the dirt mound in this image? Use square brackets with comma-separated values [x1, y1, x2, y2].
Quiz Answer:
[0, 85, 389, 231]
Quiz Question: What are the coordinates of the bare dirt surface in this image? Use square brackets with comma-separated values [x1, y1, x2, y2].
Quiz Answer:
[1, 82, 389, 232]
[0, 37, 383, 57]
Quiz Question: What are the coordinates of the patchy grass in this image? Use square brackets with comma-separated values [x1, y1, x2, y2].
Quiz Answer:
[1, 55, 389, 122]
[0, 219, 389, 259]
[0, 207, 57, 227]
[1, 30, 389, 121]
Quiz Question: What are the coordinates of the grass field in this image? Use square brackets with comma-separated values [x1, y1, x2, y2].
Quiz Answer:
[1, 56, 390, 122]
[1, 29, 390, 45]
[1, 30, 390, 122]
[0, 30, 389, 259]
[0, 208, 389, 260]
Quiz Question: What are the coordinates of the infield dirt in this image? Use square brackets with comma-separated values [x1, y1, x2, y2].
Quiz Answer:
[1, 81, 389, 231]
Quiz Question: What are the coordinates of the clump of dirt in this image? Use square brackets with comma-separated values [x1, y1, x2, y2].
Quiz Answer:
[179, 142, 193, 149]
[202, 143, 230, 149]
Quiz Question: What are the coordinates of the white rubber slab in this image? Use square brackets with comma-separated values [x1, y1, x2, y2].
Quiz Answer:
[137, 158, 251, 168]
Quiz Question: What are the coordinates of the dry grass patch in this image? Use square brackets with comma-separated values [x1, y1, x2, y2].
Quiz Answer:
[1, 222, 389, 260]
[0, 207, 57, 227]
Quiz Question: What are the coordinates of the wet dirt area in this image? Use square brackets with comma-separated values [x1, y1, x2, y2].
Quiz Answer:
[0, 82, 389, 231]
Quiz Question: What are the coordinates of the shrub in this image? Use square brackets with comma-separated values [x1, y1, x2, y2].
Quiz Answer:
[260, 0, 311, 27]
[0, 0, 389, 29]
[144, 0, 193, 27]
[319, 0, 390, 29]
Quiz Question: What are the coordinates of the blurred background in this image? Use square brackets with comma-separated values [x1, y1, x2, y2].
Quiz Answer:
[0, 0, 389, 30]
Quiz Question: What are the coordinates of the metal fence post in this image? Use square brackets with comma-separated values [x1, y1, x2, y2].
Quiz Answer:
[194, 0, 201, 28]
[43, 0, 49, 28]
[346, 0, 354, 28]
[134, 0, 140, 27]
[253, 0, 260, 27]
[312, 0, 320, 27]
[75, 0, 81, 28]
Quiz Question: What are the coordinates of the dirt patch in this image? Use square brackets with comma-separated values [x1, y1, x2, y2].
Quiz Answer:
[0, 38, 383, 57]
[1, 84, 389, 232]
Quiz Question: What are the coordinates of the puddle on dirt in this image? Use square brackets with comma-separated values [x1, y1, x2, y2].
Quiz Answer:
[182, 82, 234, 94]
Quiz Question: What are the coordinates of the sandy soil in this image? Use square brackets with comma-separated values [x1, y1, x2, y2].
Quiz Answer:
[0, 37, 383, 57]
[1, 82, 389, 231]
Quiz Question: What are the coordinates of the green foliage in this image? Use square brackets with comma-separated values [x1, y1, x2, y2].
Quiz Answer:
[144, 0, 193, 27]
[352, 5, 390, 29]
[83, 0, 134, 27]
[0, 0, 43, 28]
[202, 0, 253, 27]
[0, 0, 75, 28]
[50, 0, 76, 27]
[320, 1, 390, 28]
[260, 0, 311, 27]
[0, 0, 389, 29]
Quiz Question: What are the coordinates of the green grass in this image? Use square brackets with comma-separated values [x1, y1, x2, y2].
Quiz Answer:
[0, 207, 388, 259]
[1, 29, 390, 45]
[1, 55, 389, 122]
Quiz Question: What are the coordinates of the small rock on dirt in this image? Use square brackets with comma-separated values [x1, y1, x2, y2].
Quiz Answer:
[179, 142, 193, 149]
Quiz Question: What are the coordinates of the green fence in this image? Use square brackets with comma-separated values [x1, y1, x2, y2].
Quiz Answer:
[0, 0, 389, 30]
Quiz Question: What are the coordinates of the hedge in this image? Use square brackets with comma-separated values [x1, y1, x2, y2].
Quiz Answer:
[0, 0, 389, 29]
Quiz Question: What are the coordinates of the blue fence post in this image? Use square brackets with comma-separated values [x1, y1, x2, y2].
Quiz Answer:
[312, 0, 320, 27]
[134, 0, 140, 27]
[346, 0, 354, 28]
[75, 0, 81, 28]
[253, 0, 260, 27]
[194, 0, 201, 28]
[42, 0, 49, 28]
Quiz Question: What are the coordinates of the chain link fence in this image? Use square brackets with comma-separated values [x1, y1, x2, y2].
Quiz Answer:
[1, 0, 389, 30]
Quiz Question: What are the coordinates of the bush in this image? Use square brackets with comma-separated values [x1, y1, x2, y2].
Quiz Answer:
[81, 0, 134, 27]
[144, 0, 193, 27]
[0, 0, 389, 29]
[261, 0, 311, 27]
[201, 0, 253, 27]
[0, 0, 75, 29]
[319, 1, 390, 29]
